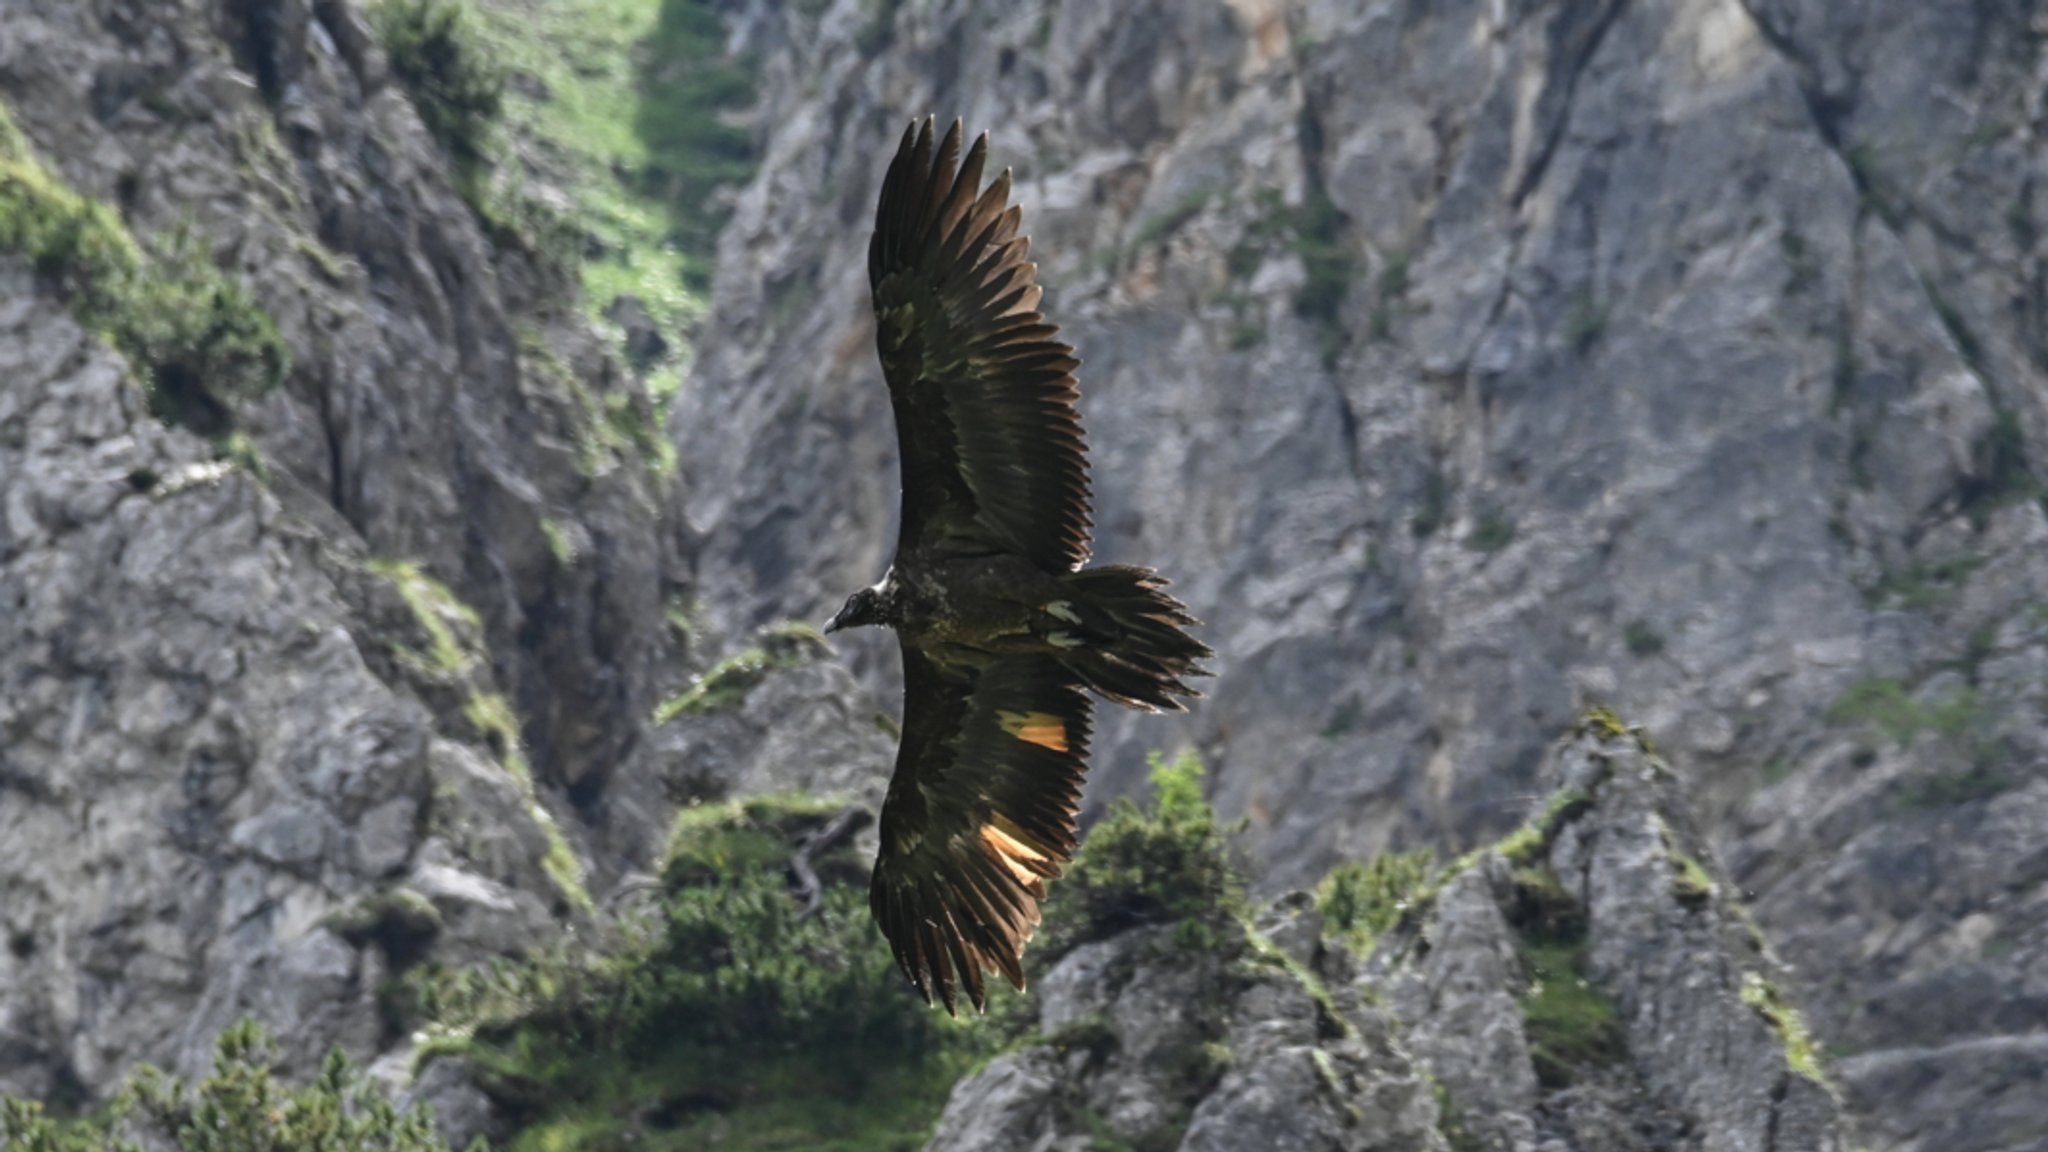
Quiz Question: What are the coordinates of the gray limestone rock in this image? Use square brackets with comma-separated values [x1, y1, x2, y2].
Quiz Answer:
[0, 0, 677, 1105]
[1, 0, 2039, 1148]
[677, 2, 2048, 1146]
[1380, 727, 1849, 1152]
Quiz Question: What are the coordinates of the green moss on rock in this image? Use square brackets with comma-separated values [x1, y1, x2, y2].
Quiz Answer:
[652, 621, 829, 723]
[1740, 972, 1831, 1087]
[1, 106, 288, 434]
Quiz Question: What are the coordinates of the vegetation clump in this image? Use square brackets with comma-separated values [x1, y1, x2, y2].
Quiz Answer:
[325, 889, 444, 969]
[651, 622, 829, 723]
[1318, 848, 1434, 949]
[414, 795, 976, 1152]
[1, 108, 288, 434]
[1503, 867, 1625, 1088]
[1827, 676, 2011, 807]
[367, 558, 482, 681]
[0, 1021, 448, 1152]
[373, 0, 505, 192]
[1669, 851, 1717, 908]
[1039, 749, 1243, 960]
[1827, 677, 1981, 746]
[1740, 972, 1830, 1086]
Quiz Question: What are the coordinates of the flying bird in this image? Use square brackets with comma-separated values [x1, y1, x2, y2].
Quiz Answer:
[826, 117, 1213, 1013]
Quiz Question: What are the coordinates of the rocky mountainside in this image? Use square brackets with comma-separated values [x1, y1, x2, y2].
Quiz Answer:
[928, 724, 1848, 1152]
[0, 0, 685, 1101]
[675, 1, 2048, 1148]
[0, 0, 2040, 1149]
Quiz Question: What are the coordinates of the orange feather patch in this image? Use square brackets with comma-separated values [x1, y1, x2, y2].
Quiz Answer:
[996, 709, 1069, 752]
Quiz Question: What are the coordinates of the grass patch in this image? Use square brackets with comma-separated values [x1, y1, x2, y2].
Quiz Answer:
[1418, 787, 1596, 923]
[368, 555, 592, 916]
[519, 328, 675, 479]
[462, 0, 754, 368]
[1960, 407, 2037, 522]
[1669, 851, 1716, 909]
[1518, 935, 1624, 1088]
[1504, 867, 1625, 1088]
[1289, 105, 1356, 369]
[368, 558, 483, 680]
[325, 889, 444, 968]
[1828, 677, 2011, 809]
[1896, 765, 2010, 810]
[1, 110, 288, 434]
[374, 0, 505, 197]
[541, 517, 576, 567]
[1431, 1077, 1484, 1152]
[1318, 849, 1434, 950]
[464, 689, 594, 916]
[651, 622, 828, 724]
[0, 1021, 449, 1152]
[1232, 166, 1354, 368]
[1740, 972, 1829, 1086]
[1369, 250, 1409, 342]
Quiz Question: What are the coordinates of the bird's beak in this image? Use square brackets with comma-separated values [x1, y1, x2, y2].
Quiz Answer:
[823, 610, 845, 635]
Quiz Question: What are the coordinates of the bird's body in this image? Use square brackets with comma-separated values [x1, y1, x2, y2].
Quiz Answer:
[829, 117, 1212, 1013]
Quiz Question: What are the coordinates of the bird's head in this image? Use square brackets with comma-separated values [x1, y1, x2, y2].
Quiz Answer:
[825, 585, 886, 634]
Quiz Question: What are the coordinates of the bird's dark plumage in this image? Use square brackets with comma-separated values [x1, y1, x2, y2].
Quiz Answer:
[837, 117, 1213, 1013]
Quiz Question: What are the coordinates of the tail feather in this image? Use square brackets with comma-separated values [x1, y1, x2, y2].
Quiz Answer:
[1053, 565, 1212, 712]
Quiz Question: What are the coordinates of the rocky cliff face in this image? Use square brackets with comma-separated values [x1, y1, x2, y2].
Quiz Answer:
[925, 726, 1849, 1152]
[676, 2, 2048, 1148]
[0, 0, 682, 1100]
[1, 0, 2038, 1149]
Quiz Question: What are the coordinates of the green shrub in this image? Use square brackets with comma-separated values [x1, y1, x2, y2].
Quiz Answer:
[373, 0, 505, 188]
[1518, 935, 1624, 1088]
[425, 797, 975, 1152]
[0, 1021, 448, 1152]
[1502, 867, 1624, 1088]
[1040, 749, 1242, 959]
[1318, 849, 1434, 948]
[0, 110, 135, 301]
[0, 110, 288, 433]
[123, 224, 291, 433]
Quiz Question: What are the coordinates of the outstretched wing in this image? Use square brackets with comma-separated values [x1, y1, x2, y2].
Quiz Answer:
[869, 116, 1092, 572]
[870, 645, 1093, 1013]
